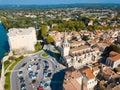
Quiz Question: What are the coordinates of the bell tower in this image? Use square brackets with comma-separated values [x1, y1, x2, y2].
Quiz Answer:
[61, 31, 70, 57]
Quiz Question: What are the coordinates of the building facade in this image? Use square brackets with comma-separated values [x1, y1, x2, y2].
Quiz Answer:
[61, 31, 70, 57]
[63, 67, 97, 90]
[8, 27, 37, 54]
[60, 32, 101, 69]
[106, 51, 120, 68]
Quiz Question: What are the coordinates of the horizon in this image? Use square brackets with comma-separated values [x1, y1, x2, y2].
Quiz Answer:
[0, 3, 120, 6]
[0, 0, 120, 5]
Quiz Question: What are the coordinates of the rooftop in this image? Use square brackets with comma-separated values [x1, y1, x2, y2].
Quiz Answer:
[108, 52, 120, 62]
[103, 67, 115, 76]
[70, 40, 85, 46]
[109, 51, 119, 57]
[63, 79, 81, 90]
[70, 45, 90, 53]
[8, 27, 35, 36]
[81, 67, 95, 80]
[65, 70, 82, 80]
[63, 70, 82, 90]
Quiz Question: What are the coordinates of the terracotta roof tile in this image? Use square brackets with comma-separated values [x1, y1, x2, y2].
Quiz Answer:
[63, 70, 82, 90]
[109, 51, 119, 56]
[65, 70, 82, 79]
[70, 45, 90, 53]
[108, 54, 120, 62]
[63, 79, 81, 90]
[81, 67, 95, 80]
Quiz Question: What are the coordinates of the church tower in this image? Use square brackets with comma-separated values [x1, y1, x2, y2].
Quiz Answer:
[61, 31, 70, 57]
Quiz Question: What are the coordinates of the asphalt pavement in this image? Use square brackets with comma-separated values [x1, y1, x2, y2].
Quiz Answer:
[11, 44, 66, 90]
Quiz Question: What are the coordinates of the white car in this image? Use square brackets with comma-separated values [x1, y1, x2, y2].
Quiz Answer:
[27, 67, 32, 71]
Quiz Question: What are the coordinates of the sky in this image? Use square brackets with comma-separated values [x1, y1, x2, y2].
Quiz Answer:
[0, 0, 120, 5]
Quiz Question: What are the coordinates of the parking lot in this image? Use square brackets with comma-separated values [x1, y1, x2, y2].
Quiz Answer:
[11, 51, 64, 90]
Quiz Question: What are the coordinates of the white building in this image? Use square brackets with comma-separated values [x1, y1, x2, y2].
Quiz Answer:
[81, 67, 97, 90]
[8, 27, 37, 54]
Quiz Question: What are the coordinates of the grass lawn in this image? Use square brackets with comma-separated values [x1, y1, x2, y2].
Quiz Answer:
[8, 59, 21, 71]
[4, 72, 11, 90]
[4, 61, 11, 71]
[4, 56, 24, 90]
[42, 53, 49, 57]
[0, 70, 1, 77]
[35, 42, 42, 52]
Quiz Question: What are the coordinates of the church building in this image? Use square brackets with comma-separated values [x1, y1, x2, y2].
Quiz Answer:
[61, 31, 101, 69]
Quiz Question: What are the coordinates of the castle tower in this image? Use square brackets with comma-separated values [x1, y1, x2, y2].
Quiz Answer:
[61, 31, 70, 57]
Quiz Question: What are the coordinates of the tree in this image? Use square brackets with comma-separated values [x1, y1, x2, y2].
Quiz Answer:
[41, 25, 47, 39]
[36, 30, 42, 40]
[46, 35, 54, 44]
[88, 25, 95, 31]
[80, 16, 90, 26]
[114, 68, 120, 73]
[35, 42, 42, 52]
[110, 44, 120, 53]
[82, 35, 89, 41]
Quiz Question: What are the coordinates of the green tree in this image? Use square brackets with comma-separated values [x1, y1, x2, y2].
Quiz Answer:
[46, 35, 54, 44]
[110, 44, 120, 53]
[41, 25, 47, 38]
[88, 25, 95, 31]
[82, 35, 89, 41]
[35, 42, 42, 52]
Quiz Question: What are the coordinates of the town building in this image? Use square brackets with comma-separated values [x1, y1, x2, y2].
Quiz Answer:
[106, 51, 120, 68]
[117, 36, 120, 44]
[60, 32, 101, 68]
[8, 27, 37, 54]
[63, 67, 97, 90]
[81, 67, 97, 90]
[63, 69, 82, 90]
[61, 31, 70, 57]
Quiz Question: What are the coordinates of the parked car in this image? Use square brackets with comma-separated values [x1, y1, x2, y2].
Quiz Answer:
[37, 63, 40, 70]
[44, 83, 49, 88]
[19, 71, 23, 75]
[32, 79, 36, 84]
[37, 87, 43, 90]
[47, 73, 52, 77]
[19, 76, 24, 83]
[27, 67, 32, 71]
[28, 64, 33, 68]
[29, 71, 33, 79]
[21, 83, 26, 90]
[21, 62, 27, 67]
[40, 81, 45, 86]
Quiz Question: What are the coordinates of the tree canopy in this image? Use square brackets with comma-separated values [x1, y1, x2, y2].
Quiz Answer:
[41, 25, 47, 38]
[46, 35, 54, 44]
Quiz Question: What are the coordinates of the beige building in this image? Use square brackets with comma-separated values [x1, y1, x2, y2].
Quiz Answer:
[63, 67, 97, 90]
[63, 70, 82, 90]
[8, 27, 37, 54]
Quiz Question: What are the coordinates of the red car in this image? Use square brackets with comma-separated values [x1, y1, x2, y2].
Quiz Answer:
[37, 88, 43, 90]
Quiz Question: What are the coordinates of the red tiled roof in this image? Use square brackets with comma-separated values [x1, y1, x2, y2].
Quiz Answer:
[81, 67, 95, 80]
[70, 45, 89, 53]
